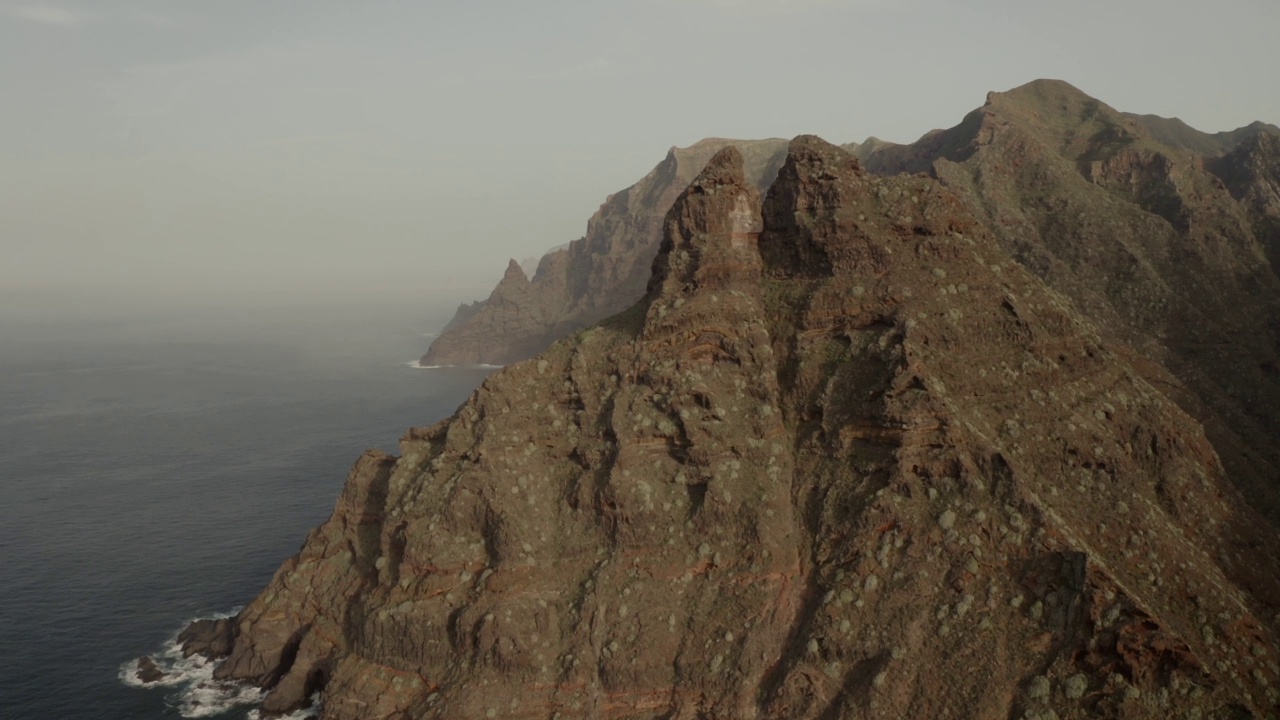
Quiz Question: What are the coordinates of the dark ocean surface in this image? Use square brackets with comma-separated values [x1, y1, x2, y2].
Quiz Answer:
[0, 302, 494, 719]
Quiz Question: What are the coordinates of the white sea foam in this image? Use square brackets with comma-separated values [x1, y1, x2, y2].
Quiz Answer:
[404, 360, 503, 370]
[247, 693, 322, 719]
[118, 610, 317, 719]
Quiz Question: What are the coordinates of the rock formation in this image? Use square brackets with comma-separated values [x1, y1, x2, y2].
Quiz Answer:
[186, 138, 1280, 718]
[134, 656, 165, 684]
[1209, 129, 1280, 273]
[420, 139, 790, 367]
[858, 79, 1280, 523]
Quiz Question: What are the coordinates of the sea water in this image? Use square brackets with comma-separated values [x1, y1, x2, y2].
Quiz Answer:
[0, 301, 494, 719]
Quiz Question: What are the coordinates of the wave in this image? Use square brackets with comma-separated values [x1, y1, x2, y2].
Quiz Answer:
[247, 694, 322, 719]
[404, 360, 503, 370]
[119, 610, 320, 719]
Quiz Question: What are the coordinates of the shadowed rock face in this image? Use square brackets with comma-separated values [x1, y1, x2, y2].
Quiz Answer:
[1209, 129, 1280, 274]
[860, 79, 1280, 523]
[420, 139, 790, 368]
[192, 141, 1280, 719]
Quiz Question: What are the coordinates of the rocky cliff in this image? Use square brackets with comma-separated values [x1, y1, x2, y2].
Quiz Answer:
[1209, 129, 1280, 274]
[420, 139, 790, 367]
[858, 79, 1280, 523]
[182, 140, 1280, 719]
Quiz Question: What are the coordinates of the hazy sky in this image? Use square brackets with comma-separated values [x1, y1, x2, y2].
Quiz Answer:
[2, 0, 1277, 309]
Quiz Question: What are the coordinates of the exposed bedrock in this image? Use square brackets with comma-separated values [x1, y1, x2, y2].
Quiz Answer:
[190, 140, 1280, 719]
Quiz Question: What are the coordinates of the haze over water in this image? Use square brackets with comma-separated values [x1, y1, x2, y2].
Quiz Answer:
[0, 301, 492, 718]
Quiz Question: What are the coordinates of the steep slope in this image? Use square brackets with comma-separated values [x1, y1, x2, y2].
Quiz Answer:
[860, 79, 1280, 522]
[1209, 129, 1280, 273]
[420, 139, 789, 367]
[185, 143, 1280, 719]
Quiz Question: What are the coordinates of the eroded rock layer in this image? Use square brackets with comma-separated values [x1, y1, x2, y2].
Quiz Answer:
[195, 141, 1280, 719]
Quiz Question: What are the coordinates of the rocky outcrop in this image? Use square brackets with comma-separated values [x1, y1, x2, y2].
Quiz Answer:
[135, 656, 166, 684]
[189, 142, 1280, 719]
[859, 79, 1280, 523]
[178, 617, 235, 659]
[420, 139, 790, 367]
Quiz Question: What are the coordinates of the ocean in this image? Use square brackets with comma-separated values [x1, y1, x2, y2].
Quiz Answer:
[0, 301, 494, 719]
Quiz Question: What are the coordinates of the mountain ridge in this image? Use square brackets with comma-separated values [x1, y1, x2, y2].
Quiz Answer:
[171, 134, 1280, 719]
[157, 82, 1280, 719]
[855, 78, 1280, 522]
[427, 80, 1280, 526]
[427, 79, 1279, 378]
[420, 139, 791, 367]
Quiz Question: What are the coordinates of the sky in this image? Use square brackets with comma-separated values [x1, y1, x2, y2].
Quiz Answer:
[2, 0, 1277, 312]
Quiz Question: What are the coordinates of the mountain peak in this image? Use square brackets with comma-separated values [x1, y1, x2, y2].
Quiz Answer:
[984, 78, 1123, 130]
[499, 258, 529, 284]
[689, 145, 747, 191]
[784, 134, 863, 172]
[645, 145, 763, 304]
[991, 78, 1094, 107]
[667, 138, 791, 191]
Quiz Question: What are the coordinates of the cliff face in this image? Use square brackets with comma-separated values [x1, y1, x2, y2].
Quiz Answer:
[187, 142, 1280, 719]
[1208, 129, 1280, 274]
[420, 139, 790, 367]
[859, 79, 1280, 522]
